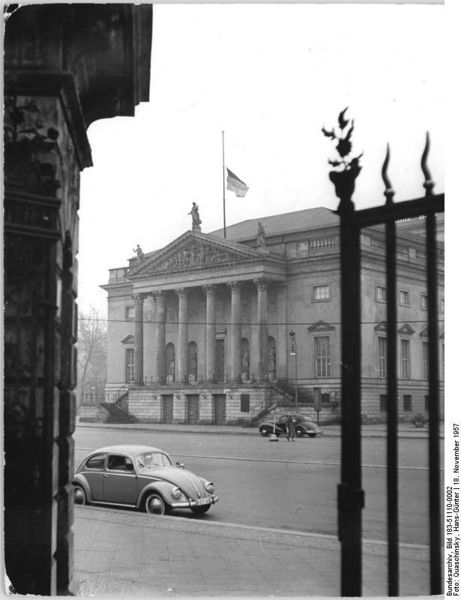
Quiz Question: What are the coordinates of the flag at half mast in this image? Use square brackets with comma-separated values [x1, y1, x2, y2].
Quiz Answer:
[226, 168, 249, 198]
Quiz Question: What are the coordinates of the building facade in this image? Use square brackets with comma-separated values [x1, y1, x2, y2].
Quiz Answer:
[101, 206, 444, 425]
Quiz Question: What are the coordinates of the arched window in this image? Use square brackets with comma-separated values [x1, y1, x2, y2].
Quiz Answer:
[188, 341, 198, 382]
[165, 343, 175, 383]
[268, 336, 276, 380]
[241, 338, 250, 381]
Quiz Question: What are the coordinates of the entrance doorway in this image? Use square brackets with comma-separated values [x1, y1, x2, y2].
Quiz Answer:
[213, 394, 226, 425]
[162, 395, 174, 424]
[186, 395, 200, 424]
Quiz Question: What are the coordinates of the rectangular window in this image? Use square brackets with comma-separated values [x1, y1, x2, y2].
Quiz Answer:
[313, 285, 331, 301]
[401, 339, 410, 379]
[425, 395, 429, 412]
[321, 392, 330, 404]
[399, 290, 410, 306]
[380, 394, 387, 413]
[423, 342, 429, 380]
[376, 286, 387, 302]
[240, 394, 250, 413]
[378, 336, 387, 378]
[420, 294, 428, 310]
[403, 394, 412, 412]
[440, 298, 445, 313]
[315, 337, 331, 377]
[125, 306, 135, 320]
[125, 348, 135, 383]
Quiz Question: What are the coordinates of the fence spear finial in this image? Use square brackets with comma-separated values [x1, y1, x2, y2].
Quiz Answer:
[381, 143, 395, 206]
[421, 132, 434, 197]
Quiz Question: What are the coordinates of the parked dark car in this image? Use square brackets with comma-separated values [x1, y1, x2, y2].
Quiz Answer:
[258, 414, 322, 438]
[73, 444, 218, 515]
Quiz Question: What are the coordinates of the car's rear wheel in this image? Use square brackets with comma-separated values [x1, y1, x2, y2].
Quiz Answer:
[191, 504, 211, 515]
[307, 432, 317, 438]
[259, 427, 271, 437]
[144, 492, 167, 515]
[73, 485, 87, 505]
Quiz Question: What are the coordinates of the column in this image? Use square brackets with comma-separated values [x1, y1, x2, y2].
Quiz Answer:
[229, 281, 241, 382]
[134, 293, 145, 385]
[176, 288, 188, 384]
[152, 291, 166, 383]
[277, 284, 288, 379]
[203, 285, 217, 382]
[255, 279, 269, 381]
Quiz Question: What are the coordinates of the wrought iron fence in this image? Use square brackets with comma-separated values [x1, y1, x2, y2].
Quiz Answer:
[324, 112, 444, 596]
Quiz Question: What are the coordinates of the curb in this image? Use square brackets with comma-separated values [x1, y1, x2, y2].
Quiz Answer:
[76, 421, 442, 439]
[74, 505, 429, 562]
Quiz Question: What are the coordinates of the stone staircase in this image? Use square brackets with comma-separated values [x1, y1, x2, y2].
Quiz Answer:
[100, 393, 137, 423]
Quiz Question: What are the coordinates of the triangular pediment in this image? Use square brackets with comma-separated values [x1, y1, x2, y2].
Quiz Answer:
[398, 324, 415, 335]
[374, 321, 387, 332]
[121, 335, 134, 344]
[307, 320, 335, 332]
[129, 231, 268, 277]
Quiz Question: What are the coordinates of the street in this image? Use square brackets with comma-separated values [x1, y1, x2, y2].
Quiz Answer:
[74, 425, 434, 545]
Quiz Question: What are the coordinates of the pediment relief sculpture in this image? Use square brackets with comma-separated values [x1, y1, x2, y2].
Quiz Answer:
[150, 241, 252, 273]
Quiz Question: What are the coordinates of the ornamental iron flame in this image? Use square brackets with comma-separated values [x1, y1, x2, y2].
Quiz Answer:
[322, 108, 363, 213]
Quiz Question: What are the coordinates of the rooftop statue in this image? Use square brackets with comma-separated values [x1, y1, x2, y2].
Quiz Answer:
[188, 202, 202, 232]
[133, 244, 144, 263]
[256, 222, 266, 249]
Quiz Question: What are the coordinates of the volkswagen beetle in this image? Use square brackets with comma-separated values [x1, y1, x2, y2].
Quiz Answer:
[73, 444, 218, 515]
[258, 414, 322, 438]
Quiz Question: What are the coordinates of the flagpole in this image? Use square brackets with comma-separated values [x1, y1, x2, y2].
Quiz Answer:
[222, 130, 227, 239]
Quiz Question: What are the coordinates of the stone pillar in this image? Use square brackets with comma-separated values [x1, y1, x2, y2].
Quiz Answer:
[277, 284, 288, 379]
[3, 5, 152, 595]
[176, 288, 188, 384]
[203, 285, 217, 382]
[152, 291, 166, 383]
[255, 279, 269, 381]
[133, 294, 145, 385]
[229, 281, 242, 382]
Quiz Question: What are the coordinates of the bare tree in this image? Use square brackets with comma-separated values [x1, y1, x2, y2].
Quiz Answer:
[76, 307, 107, 406]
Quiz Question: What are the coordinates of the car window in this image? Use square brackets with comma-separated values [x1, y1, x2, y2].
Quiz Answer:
[85, 454, 105, 470]
[136, 452, 172, 470]
[107, 454, 134, 472]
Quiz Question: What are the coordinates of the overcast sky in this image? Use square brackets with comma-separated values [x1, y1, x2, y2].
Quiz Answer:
[78, 2, 445, 317]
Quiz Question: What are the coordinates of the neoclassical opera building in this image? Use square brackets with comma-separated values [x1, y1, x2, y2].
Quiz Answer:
[100, 205, 444, 426]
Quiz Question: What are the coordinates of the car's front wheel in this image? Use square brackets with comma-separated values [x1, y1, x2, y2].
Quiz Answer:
[73, 485, 87, 505]
[144, 492, 167, 515]
[191, 504, 211, 515]
[259, 427, 272, 437]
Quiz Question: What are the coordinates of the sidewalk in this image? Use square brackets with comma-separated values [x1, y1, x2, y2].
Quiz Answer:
[74, 505, 430, 597]
[77, 419, 444, 439]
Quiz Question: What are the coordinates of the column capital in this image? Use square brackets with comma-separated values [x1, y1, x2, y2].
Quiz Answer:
[133, 293, 146, 303]
[253, 278, 269, 292]
[202, 284, 216, 297]
[228, 281, 241, 293]
[175, 287, 187, 299]
[151, 290, 165, 302]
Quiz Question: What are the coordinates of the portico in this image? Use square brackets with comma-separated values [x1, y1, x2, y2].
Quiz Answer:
[130, 275, 286, 388]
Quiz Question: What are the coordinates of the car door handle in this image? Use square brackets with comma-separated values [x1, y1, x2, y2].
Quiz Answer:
[104, 474, 110, 478]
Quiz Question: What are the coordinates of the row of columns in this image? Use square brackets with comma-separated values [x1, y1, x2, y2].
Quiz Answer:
[132, 279, 278, 385]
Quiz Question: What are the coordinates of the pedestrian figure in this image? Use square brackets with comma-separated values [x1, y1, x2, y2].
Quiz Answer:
[287, 414, 296, 441]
